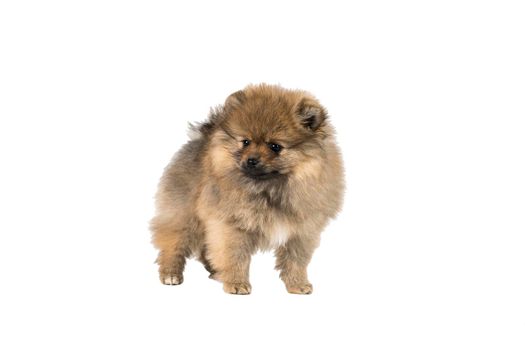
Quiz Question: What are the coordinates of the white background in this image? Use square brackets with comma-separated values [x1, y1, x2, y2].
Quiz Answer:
[0, 1, 524, 349]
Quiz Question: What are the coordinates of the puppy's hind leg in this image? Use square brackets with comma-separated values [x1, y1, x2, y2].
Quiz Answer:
[151, 218, 190, 285]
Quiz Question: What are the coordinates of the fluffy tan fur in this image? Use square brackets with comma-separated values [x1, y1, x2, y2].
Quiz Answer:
[150, 84, 344, 294]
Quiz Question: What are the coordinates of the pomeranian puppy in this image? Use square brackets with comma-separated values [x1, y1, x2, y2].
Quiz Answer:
[150, 84, 344, 294]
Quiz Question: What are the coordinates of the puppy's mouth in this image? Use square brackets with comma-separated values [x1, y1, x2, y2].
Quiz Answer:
[242, 169, 282, 181]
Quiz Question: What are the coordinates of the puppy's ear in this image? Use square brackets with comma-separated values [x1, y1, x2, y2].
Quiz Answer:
[297, 98, 327, 131]
[225, 90, 246, 109]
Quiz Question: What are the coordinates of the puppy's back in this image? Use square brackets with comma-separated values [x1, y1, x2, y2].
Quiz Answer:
[155, 138, 205, 212]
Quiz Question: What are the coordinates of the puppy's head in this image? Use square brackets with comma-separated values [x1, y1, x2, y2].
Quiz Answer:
[208, 84, 329, 185]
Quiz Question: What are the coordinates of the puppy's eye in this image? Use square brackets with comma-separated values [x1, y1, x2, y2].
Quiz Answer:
[269, 143, 282, 153]
[242, 140, 251, 147]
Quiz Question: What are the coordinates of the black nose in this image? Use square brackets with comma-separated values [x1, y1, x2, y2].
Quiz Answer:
[246, 158, 259, 168]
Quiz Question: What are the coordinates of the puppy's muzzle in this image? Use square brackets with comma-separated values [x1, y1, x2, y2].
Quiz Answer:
[246, 157, 259, 169]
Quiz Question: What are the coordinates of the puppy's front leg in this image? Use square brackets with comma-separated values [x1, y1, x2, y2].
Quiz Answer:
[275, 235, 319, 294]
[205, 219, 254, 295]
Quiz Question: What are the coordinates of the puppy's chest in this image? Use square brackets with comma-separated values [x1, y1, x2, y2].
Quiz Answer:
[233, 190, 298, 247]
[265, 222, 291, 248]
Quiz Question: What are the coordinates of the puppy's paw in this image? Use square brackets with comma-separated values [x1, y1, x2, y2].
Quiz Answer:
[223, 282, 252, 295]
[160, 274, 183, 286]
[286, 282, 313, 295]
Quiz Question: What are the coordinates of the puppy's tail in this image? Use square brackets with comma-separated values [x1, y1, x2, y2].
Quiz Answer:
[187, 122, 204, 141]
[187, 107, 224, 141]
